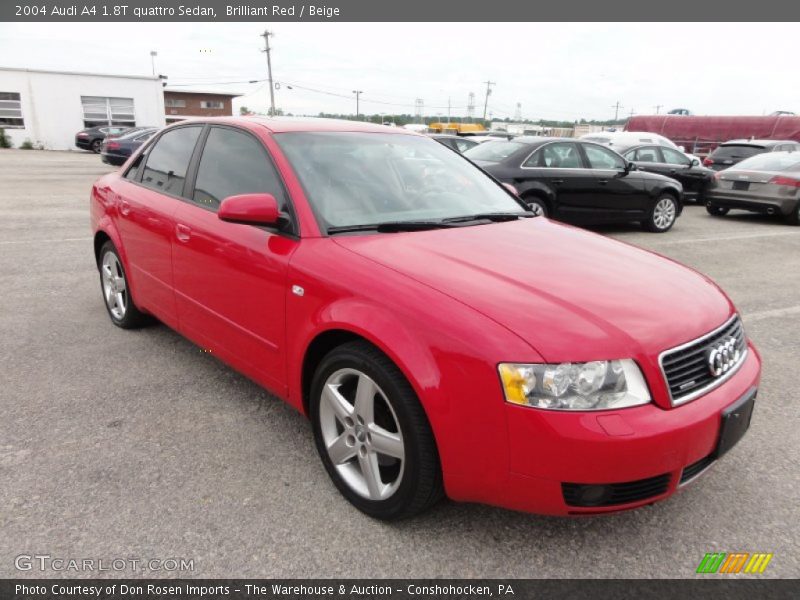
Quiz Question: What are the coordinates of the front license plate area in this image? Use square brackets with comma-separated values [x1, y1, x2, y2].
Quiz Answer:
[716, 389, 756, 457]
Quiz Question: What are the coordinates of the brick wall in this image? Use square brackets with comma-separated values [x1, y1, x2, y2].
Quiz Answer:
[163, 92, 236, 122]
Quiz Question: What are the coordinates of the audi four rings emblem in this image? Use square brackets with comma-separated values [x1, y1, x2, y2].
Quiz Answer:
[707, 337, 740, 377]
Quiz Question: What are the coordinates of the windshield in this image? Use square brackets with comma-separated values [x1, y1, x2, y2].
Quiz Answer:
[275, 132, 525, 230]
[462, 140, 527, 162]
[733, 152, 800, 172]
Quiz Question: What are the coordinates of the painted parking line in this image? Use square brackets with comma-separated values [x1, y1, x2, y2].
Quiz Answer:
[744, 305, 800, 323]
[649, 231, 800, 246]
[0, 237, 91, 245]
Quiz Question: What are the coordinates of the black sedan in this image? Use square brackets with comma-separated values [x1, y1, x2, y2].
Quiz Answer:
[428, 134, 479, 154]
[464, 137, 684, 232]
[75, 125, 133, 153]
[614, 143, 714, 203]
[101, 127, 158, 166]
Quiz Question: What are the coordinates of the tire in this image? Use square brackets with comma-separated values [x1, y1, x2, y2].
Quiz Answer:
[310, 341, 443, 520]
[91, 139, 103, 153]
[98, 241, 148, 329]
[524, 196, 549, 217]
[785, 203, 800, 226]
[642, 194, 678, 232]
[706, 204, 730, 217]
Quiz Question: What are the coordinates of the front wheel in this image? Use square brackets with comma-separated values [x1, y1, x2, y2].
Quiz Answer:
[643, 195, 678, 232]
[706, 204, 730, 217]
[91, 139, 103, 153]
[310, 341, 443, 520]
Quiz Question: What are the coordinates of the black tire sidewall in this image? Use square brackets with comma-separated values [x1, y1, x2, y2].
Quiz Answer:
[310, 343, 437, 520]
[92, 139, 103, 153]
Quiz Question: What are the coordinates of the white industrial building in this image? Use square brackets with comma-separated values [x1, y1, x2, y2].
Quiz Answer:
[0, 67, 166, 150]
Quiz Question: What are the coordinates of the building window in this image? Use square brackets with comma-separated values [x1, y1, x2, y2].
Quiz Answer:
[200, 100, 224, 109]
[81, 96, 135, 128]
[0, 92, 24, 128]
[165, 98, 186, 108]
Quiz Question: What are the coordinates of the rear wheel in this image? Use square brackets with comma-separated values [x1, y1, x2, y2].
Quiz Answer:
[643, 195, 678, 232]
[310, 341, 443, 520]
[786, 203, 800, 226]
[706, 204, 730, 217]
[91, 139, 103, 153]
[98, 241, 148, 329]
[524, 196, 548, 217]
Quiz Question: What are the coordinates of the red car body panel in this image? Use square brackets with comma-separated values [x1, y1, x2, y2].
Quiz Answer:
[90, 117, 761, 516]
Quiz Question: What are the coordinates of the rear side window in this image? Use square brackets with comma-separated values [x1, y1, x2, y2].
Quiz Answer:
[141, 126, 202, 196]
[711, 145, 764, 160]
[539, 142, 583, 168]
[633, 147, 661, 163]
[192, 127, 286, 211]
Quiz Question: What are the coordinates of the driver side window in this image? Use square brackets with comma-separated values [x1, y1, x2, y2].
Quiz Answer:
[583, 144, 626, 170]
[661, 147, 691, 166]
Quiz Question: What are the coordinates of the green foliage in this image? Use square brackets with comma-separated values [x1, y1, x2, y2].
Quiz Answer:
[0, 128, 12, 148]
[20, 139, 34, 150]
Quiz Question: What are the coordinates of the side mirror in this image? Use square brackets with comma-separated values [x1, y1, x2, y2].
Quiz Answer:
[690, 158, 700, 167]
[678, 145, 686, 152]
[624, 161, 636, 173]
[218, 193, 280, 227]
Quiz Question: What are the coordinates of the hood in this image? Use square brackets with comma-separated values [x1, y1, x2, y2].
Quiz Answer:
[334, 219, 732, 362]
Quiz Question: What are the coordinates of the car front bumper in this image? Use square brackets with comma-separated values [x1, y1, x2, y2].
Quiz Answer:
[446, 344, 761, 516]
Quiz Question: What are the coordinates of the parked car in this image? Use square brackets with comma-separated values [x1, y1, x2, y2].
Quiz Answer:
[581, 130, 702, 164]
[75, 125, 134, 153]
[91, 118, 759, 519]
[428, 134, 479, 154]
[703, 139, 800, 171]
[101, 127, 158, 166]
[614, 143, 715, 203]
[706, 151, 800, 224]
[464, 137, 684, 232]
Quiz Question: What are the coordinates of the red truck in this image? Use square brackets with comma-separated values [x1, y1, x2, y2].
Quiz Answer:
[625, 114, 800, 157]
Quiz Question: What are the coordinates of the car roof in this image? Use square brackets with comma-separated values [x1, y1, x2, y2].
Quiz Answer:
[722, 139, 797, 147]
[177, 116, 418, 135]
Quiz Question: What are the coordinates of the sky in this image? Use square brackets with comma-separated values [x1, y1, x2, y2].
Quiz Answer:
[0, 22, 796, 121]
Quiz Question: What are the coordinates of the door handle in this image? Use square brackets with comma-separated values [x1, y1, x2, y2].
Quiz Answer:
[119, 198, 131, 216]
[598, 179, 609, 185]
[669, 169, 677, 174]
[551, 178, 564, 184]
[175, 223, 192, 242]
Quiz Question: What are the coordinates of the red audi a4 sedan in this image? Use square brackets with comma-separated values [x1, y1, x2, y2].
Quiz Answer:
[90, 118, 761, 519]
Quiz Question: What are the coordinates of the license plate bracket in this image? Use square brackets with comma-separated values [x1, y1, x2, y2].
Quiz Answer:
[716, 388, 756, 457]
[733, 181, 750, 191]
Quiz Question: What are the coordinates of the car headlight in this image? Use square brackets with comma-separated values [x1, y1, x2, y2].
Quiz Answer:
[498, 360, 651, 410]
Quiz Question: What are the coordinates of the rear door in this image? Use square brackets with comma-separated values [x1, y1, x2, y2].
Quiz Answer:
[113, 124, 203, 328]
[171, 125, 300, 392]
[521, 141, 598, 218]
[580, 142, 646, 219]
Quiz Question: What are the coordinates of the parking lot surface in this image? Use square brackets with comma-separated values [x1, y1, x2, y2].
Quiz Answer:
[1, 149, 798, 578]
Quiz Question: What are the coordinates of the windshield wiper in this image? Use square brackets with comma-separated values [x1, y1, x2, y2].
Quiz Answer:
[327, 220, 457, 235]
[442, 212, 534, 224]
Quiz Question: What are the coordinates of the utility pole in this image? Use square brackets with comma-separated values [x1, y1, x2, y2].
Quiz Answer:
[611, 100, 623, 121]
[352, 90, 363, 119]
[260, 30, 276, 116]
[482, 80, 495, 121]
[654, 104, 663, 114]
[467, 92, 475, 122]
[628, 108, 636, 118]
[149, 51, 157, 77]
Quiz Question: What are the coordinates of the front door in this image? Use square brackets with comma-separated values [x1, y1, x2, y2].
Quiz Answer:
[171, 125, 299, 392]
[580, 142, 645, 220]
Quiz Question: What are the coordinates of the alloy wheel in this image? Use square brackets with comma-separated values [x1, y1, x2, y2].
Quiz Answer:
[101, 251, 127, 320]
[653, 197, 676, 230]
[318, 368, 405, 500]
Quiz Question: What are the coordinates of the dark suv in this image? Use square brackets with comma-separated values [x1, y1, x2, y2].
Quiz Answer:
[704, 139, 800, 171]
